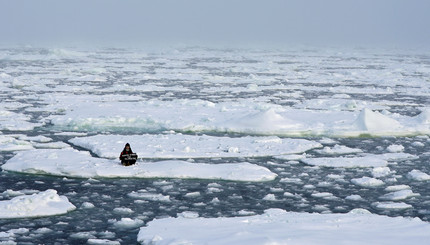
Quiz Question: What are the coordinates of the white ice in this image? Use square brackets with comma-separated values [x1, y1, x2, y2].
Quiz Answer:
[44, 95, 430, 137]
[69, 134, 322, 159]
[2, 149, 277, 182]
[0, 189, 76, 219]
[0, 135, 34, 152]
[314, 144, 363, 155]
[407, 170, 430, 181]
[0, 109, 43, 131]
[351, 177, 385, 187]
[301, 153, 415, 168]
[137, 208, 430, 245]
[379, 189, 420, 201]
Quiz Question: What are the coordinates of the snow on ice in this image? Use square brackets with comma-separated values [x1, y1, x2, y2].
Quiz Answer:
[0, 189, 76, 219]
[2, 149, 277, 182]
[44, 96, 430, 137]
[69, 134, 322, 159]
[137, 208, 430, 245]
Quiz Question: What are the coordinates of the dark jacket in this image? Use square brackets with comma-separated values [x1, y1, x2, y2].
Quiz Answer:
[119, 144, 134, 160]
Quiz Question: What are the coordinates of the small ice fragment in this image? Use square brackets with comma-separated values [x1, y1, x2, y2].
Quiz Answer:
[351, 177, 384, 187]
[387, 144, 404, 153]
[346, 195, 364, 201]
[407, 170, 430, 181]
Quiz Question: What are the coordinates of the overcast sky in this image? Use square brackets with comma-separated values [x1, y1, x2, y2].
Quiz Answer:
[1, 0, 429, 47]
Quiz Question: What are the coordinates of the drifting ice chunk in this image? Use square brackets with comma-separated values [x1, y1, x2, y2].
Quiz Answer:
[372, 167, 393, 178]
[387, 144, 404, 153]
[2, 149, 277, 182]
[315, 144, 362, 155]
[0, 135, 34, 152]
[379, 190, 420, 201]
[302, 155, 388, 168]
[0, 189, 76, 219]
[373, 202, 413, 210]
[407, 170, 430, 181]
[351, 177, 384, 187]
[137, 208, 430, 245]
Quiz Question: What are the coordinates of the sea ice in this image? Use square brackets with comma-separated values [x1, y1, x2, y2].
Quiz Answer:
[314, 144, 363, 155]
[407, 170, 430, 181]
[372, 167, 393, 178]
[387, 144, 405, 153]
[302, 155, 388, 168]
[0, 110, 43, 131]
[137, 208, 430, 245]
[87, 239, 120, 245]
[0, 135, 34, 152]
[69, 134, 322, 159]
[45, 96, 430, 137]
[2, 148, 277, 182]
[379, 189, 420, 201]
[373, 202, 413, 210]
[351, 177, 385, 187]
[0, 189, 76, 219]
[113, 218, 144, 229]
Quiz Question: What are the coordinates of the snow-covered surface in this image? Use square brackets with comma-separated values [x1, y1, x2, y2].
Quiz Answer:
[137, 208, 430, 245]
[43, 94, 430, 137]
[0, 135, 34, 152]
[407, 170, 430, 181]
[0, 189, 76, 219]
[301, 153, 415, 168]
[379, 189, 420, 201]
[302, 156, 387, 168]
[1, 149, 277, 182]
[351, 177, 385, 187]
[314, 144, 362, 155]
[69, 134, 322, 159]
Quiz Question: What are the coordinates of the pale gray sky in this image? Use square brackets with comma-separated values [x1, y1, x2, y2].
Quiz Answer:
[1, 0, 429, 47]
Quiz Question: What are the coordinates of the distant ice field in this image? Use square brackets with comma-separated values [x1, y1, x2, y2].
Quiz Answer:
[1, 46, 430, 244]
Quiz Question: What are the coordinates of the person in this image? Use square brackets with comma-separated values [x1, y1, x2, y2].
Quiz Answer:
[119, 143, 138, 166]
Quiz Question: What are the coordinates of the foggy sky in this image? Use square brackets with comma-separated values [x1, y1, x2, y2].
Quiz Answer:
[1, 0, 429, 47]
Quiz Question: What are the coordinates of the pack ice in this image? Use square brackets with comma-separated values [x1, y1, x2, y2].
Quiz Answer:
[0, 189, 76, 219]
[1, 149, 277, 182]
[137, 208, 430, 245]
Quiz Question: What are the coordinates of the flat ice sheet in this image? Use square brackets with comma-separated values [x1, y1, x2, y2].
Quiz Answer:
[1, 149, 277, 182]
[69, 134, 322, 159]
[301, 153, 416, 168]
[44, 96, 430, 137]
[137, 208, 430, 245]
[0, 189, 76, 219]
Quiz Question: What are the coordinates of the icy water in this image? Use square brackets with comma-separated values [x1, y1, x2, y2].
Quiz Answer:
[1, 46, 430, 244]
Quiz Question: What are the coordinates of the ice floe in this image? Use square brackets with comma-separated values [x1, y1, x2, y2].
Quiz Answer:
[373, 202, 413, 210]
[2, 149, 277, 182]
[0, 189, 76, 219]
[0, 110, 43, 131]
[301, 153, 416, 168]
[44, 96, 430, 137]
[351, 177, 385, 187]
[137, 208, 430, 245]
[0, 135, 34, 152]
[407, 170, 430, 181]
[69, 134, 322, 159]
[302, 156, 387, 168]
[379, 190, 420, 201]
[314, 144, 363, 155]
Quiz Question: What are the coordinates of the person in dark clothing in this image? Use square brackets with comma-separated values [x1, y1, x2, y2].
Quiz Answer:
[119, 143, 138, 166]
